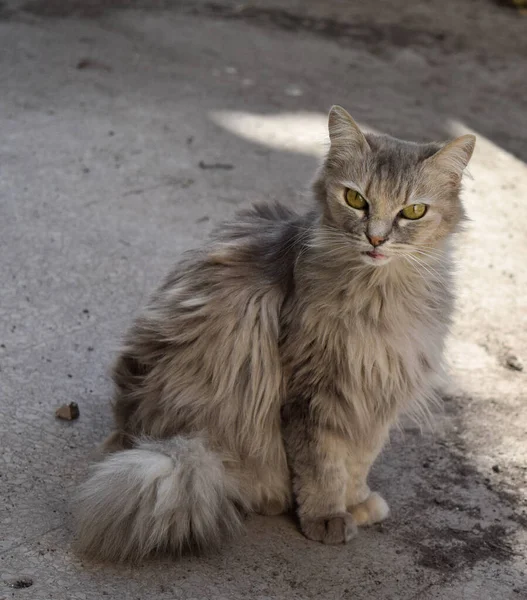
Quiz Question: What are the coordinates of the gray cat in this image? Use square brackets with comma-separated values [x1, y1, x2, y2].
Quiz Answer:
[75, 106, 475, 562]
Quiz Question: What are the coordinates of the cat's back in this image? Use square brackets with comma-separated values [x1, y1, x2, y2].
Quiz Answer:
[111, 203, 309, 438]
[156, 202, 308, 304]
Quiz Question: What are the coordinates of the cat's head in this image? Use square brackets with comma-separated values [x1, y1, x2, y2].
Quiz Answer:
[314, 106, 475, 267]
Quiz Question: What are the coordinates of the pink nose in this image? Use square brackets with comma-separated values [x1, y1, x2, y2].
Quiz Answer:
[367, 235, 385, 247]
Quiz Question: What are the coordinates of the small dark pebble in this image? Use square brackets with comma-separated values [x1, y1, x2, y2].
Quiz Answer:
[67, 373, 72, 378]
[492, 464, 501, 473]
[108, 130, 115, 136]
[55, 402, 80, 421]
[505, 355, 523, 372]
[87, 346, 94, 352]
[0, 343, 5, 348]
[422, 461, 430, 468]
[7, 578, 33, 589]
[82, 167, 90, 174]
[82, 308, 89, 314]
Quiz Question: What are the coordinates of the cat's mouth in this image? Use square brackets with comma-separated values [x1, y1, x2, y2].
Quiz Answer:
[362, 249, 391, 264]
[366, 250, 385, 259]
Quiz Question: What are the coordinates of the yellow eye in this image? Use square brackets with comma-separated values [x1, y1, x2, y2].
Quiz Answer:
[345, 189, 367, 210]
[401, 203, 427, 220]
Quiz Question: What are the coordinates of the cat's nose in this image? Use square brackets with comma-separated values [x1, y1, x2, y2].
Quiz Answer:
[366, 234, 386, 247]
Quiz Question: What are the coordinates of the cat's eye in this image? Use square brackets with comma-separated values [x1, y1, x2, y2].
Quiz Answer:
[345, 189, 367, 210]
[400, 203, 427, 220]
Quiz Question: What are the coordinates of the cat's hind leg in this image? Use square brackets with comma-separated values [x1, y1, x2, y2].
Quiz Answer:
[228, 449, 292, 517]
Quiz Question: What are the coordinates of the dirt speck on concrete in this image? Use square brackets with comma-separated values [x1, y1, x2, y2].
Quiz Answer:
[76, 57, 112, 71]
[4, 577, 34, 589]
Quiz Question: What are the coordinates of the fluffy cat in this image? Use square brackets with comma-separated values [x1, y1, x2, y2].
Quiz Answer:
[75, 106, 475, 562]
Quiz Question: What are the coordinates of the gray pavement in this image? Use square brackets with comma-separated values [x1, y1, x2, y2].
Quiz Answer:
[1, 1, 526, 599]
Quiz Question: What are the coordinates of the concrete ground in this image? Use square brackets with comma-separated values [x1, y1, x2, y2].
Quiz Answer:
[1, 1, 526, 598]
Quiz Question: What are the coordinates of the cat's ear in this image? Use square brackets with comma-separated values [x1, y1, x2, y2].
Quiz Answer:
[328, 106, 370, 152]
[426, 135, 476, 180]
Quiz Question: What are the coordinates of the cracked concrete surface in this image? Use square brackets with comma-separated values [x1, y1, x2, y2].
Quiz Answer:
[0, 1, 526, 598]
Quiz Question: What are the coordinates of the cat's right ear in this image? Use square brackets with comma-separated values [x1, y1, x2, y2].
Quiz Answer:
[328, 106, 370, 153]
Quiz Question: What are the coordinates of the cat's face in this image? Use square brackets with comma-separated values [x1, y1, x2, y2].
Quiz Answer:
[316, 106, 475, 267]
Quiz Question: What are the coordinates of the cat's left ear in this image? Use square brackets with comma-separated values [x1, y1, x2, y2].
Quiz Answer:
[426, 135, 476, 180]
[328, 105, 370, 153]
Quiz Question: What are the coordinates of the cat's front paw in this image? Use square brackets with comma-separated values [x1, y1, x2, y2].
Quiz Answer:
[349, 492, 389, 526]
[300, 513, 357, 544]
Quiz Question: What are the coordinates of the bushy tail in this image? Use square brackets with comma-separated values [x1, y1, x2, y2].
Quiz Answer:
[74, 436, 243, 562]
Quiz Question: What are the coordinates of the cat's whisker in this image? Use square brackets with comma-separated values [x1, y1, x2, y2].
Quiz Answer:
[409, 253, 448, 279]
[415, 247, 449, 259]
[391, 243, 448, 258]
[404, 253, 447, 286]
[390, 244, 448, 270]
[410, 250, 447, 264]
[401, 256, 438, 293]
[392, 247, 446, 261]
[413, 245, 448, 256]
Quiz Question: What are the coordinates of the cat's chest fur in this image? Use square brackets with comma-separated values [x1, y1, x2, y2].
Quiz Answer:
[281, 262, 452, 430]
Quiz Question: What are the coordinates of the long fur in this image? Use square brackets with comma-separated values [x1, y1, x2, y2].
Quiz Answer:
[74, 106, 475, 561]
[74, 436, 245, 562]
